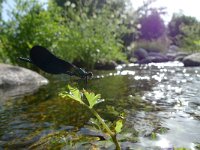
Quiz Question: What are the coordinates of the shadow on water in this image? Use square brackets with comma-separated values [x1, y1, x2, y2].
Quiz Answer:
[0, 62, 200, 149]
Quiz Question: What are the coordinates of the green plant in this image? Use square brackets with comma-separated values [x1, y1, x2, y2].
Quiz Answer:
[57, 0, 128, 68]
[1, 0, 131, 69]
[59, 85, 123, 150]
[168, 13, 200, 51]
[179, 23, 200, 52]
[1, 0, 67, 65]
[151, 132, 157, 140]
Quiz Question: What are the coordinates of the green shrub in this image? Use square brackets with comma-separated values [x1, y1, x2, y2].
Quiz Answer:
[1, 1, 66, 65]
[168, 13, 198, 45]
[55, 1, 127, 68]
[179, 23, 200, 52]
[0, 0, 130, 69]
[168, 13, 200, 52]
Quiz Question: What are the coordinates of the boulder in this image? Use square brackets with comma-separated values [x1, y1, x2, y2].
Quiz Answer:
[183, 53, 200, 67]
[0, 64, 48, 87]
[165, 45, 184, 60]
[132, 48, 174, 64]
[0, 64, 48, 102]
[133, 48, 148, 60]
[135, 51, 171, 64]
[174, 52, 189, 61]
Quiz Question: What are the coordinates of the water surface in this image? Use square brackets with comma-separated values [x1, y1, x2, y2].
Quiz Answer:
[0, 61, 200, 149]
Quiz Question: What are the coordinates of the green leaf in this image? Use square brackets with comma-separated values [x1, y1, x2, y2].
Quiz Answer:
[115, 120, 123, 133]
[66, 85, 83, 104]
[84, 90, 101, 108]
[151, 132, 157, 140]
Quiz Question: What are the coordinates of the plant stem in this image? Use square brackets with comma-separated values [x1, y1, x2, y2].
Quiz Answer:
[110, 134, 121, 150]
[89, 108, 121, 150]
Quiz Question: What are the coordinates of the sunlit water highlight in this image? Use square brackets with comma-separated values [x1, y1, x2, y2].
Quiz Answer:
[117, 61, 200, 149]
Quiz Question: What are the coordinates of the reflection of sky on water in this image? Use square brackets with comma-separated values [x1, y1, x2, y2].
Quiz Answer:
[117, 61, 200, 149]
[159, 116, 200, 149]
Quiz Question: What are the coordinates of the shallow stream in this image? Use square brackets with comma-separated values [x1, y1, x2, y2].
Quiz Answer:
[0, 61, 200, 149]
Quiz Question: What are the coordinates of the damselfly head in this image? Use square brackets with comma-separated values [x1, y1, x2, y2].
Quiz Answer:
[86, 72, 93, 78]
[84, 71, 93, 84]
[74, 68, 93, 79]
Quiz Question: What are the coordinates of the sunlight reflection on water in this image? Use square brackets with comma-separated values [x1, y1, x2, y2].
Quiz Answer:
[155, 136, 171, 148]
[118, 61, 200, 149]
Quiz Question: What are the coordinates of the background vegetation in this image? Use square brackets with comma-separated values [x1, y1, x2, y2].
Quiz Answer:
[168, 13, 200, 52]
[0, 0, 134, 68]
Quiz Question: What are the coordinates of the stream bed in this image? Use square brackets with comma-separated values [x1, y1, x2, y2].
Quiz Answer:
[0, 61, 200, 149]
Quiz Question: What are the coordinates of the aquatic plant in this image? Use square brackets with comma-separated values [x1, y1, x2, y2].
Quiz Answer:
[59, 85, 123, 150]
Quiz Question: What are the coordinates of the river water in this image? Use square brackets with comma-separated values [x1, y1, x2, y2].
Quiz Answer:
[0, 61, 200, 149]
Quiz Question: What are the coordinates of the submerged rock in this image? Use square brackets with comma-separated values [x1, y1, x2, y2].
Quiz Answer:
[0, 64, 48, 101]
[183, 53, 200, 67]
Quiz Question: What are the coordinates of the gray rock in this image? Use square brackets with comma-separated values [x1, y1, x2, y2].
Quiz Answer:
[183, 53, 200, 67]
[0, 64, 48, 87]
[174, 52, 189, 61]
[165, 45, 185, 60]
[138, 55, 169, 64]
[0, 64, 48, 102]
[133, 48, 174, 64]
[133, 48, 148, 60]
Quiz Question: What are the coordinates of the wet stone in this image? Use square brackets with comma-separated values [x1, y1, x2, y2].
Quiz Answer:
[0, 63, 48, 102]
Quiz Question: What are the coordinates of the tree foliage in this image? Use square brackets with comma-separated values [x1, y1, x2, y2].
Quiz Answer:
[1, 1, 65, 64]
[0, 0, 132, 68]
[179, 22, 200, 51]
[138, 9, 166, 40]
[0, 0, 4, 62]
[168, 13, 198, 45]
[168, 13, 200, 51]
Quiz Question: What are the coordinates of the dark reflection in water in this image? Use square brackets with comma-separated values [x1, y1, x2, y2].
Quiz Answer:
[0, 84, 42, 104]
[0, 62, 200, 149]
